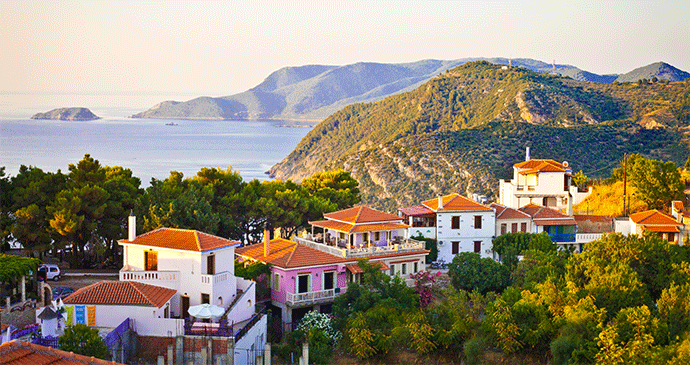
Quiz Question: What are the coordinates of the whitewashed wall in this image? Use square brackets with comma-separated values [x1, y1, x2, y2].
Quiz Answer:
[436, 210, 495, 262]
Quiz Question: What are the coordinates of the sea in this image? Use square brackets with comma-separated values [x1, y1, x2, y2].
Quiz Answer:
[0, 92, 313, 185]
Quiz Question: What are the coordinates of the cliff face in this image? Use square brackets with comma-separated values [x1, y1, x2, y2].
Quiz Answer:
[31, 108, 100, 121]
[269, 61, 690, 211]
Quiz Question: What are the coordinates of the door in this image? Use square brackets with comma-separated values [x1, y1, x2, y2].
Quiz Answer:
[207, 255, 215, 275]
[297, 274, 310, 294]
[181, 295, 190, 318]
[144, 251, 158, 271]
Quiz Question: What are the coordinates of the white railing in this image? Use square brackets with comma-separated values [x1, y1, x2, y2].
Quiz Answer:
[575, 233, 603, 244]
[294, 237, 425, 258]
[201, 271, 229, 285]
[119, 270, 179, 289]
[286, 289, 336, 306]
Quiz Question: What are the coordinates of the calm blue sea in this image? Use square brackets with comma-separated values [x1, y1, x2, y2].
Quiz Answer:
[0, 92, 312, 185]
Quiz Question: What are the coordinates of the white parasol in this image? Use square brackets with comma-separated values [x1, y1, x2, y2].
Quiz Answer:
[187, 303, 225, 319]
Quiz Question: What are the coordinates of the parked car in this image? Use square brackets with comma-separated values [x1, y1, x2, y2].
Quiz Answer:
[38, 264, 61, 281]
[52, 286, 75, 300]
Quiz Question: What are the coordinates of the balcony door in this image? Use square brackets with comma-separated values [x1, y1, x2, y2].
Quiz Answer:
[323, 271, 335, 291]
[297, 274, 311, 294]
[144, 251, 158, 271]
[207, 255, 215, 275]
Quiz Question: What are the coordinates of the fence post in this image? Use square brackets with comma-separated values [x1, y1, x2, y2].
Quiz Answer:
[264, 343, 271, 365]
[167, 345, 173, 365]
[176, 336, 184, 365]
[226, 337, 234, 365]
[208, 339, 213, 365]
[302, 342, 309, 365]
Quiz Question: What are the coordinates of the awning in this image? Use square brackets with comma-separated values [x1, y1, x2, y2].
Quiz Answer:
[346, 261, 390, 274]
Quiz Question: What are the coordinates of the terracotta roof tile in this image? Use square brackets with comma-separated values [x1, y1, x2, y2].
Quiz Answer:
[519, 204, 576, 225]
[346, 261, 389, 274]
[236, 239, 349, 269]
[323, 206, 403, 224]
[0, 340, 123, 365]
[398, 205, 435, 216]
[514, 159, 565, 170]
[63, 280, 176, 308]
[642, 225, 680, 233]
[118, 228, 239, 252]
[630, 210, 681, 226]
[490, 203, 531, 220]
[422, 193, 492, 212]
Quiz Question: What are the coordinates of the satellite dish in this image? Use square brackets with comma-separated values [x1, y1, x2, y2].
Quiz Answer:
[562, 161, 569, 167]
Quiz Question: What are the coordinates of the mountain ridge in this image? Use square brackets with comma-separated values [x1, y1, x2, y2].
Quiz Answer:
[131, 59, 689, 122]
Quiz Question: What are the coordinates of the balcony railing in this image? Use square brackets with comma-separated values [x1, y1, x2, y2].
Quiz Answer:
[286, 289, 337, 306]
[294, 237, 425, 258]
[549, 233, 576, 242]
[120, 270, 180, 289]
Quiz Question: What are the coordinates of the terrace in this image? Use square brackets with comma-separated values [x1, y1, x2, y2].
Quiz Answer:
[294, 235, 425, 259]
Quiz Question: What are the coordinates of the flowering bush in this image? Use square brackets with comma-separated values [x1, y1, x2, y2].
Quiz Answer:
[296, 310, 342, 345]
[410, 270, 440, 307]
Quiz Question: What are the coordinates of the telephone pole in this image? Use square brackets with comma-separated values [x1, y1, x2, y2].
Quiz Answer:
[623, 153, 628, 216]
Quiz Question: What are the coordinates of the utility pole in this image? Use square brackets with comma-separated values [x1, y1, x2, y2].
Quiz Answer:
[623, 153, 628, 217]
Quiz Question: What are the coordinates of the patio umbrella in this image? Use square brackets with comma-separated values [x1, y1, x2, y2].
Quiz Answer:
[187, 304, 225, 319]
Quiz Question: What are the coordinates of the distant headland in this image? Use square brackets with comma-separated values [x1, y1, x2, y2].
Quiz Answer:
[31, 107, 100, 121]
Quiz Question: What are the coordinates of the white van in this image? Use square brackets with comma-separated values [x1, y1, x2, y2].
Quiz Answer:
[38, 264, 61, 281]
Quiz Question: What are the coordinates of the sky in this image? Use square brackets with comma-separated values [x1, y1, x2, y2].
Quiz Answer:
[1, 1, 689, 97]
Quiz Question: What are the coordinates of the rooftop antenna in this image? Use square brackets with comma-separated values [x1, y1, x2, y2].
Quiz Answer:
[552, 60, 556, 74]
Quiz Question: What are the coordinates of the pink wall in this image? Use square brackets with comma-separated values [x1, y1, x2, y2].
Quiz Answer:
[271, 264, 348, 304]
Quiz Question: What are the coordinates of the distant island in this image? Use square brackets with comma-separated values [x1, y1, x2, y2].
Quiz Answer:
[31, 107, 100, 121]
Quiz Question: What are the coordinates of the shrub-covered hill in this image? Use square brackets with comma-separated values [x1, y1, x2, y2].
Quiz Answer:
[269, 61, 690, 211]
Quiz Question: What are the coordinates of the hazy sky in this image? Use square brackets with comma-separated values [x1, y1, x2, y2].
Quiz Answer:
[2, 1, 689, 96]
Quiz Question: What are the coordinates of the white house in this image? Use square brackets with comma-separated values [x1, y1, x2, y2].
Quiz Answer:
[401, 193, 495, 262]
[626, 210, 683, 244]
[117, 215, 244, 318]
[490, 203, 532, 235]
[518, 203, 578, 250]
[62, 280, 181, 337]
[498, 150, 591, 215]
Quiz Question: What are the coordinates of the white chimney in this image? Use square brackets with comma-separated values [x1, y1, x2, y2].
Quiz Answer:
[128, 213, 136, 241]
[526, 147, 530, 161]
[438, 195, 444, 210]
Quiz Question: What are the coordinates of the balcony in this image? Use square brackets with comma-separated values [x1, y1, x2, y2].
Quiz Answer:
[119, 270, 180, 289]
[294, 237, 425, 259]
[286, 289, 337, 306]
[548, 233, 576, 242]
[199, 271, 231, 296]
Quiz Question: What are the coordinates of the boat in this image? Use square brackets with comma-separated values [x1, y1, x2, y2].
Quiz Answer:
[165, 122, 178, 126]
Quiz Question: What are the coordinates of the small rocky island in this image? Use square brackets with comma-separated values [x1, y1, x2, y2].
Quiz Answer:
[31, 107, 100, 121]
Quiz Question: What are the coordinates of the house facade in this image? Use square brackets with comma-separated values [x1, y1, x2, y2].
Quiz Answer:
[490, 203, 532, 236]
[671, 201, 690, 245]
[627, 210, 684, 244]
[118, 216, 243, 318]
[518, 203, 578, 250]
[499, 153, 591, 215]
[400, 193, 495, 262]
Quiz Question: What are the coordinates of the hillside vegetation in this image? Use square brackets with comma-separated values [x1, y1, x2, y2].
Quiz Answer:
[270, 61, 690, 211]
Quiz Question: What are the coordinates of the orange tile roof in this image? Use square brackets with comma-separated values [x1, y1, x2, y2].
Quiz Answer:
[422, 193, 493, 212]
[490, 203, 531, 220]
[0, 340, 123, 365]
[629, 210, 681, 226]
[642, 225, 680, 233]
[350, 222, 410, 233]
[63, 280, 176, 308]
[518, 203, 576, 225]
[346, 261, 389, 274]
[323, 206, 403, 224]
[514, 159, 565, 170]
[235, 238, 349, 269]
[118, 227, 240, 252]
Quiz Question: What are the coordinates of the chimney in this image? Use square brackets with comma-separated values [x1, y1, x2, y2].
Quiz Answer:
[438, 195, 444, 210]
[128, 211, 136, 241]
[263, 223, 270, 257]
[526, 147, 530, 161]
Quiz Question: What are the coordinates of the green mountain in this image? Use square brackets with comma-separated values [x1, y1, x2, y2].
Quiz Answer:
[131, 59, 687, 122]
[615, 62, 690, 83]
[31, 107, 100, 121]
[269, 61, 690, 211]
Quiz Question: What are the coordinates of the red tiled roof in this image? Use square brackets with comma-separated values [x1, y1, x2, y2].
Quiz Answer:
[235, 239, 349, 269]
[63, 281, 176, 308]
[422, 193, 492, 212]
[398, 205, 435, 216]
[0, 340, 123, 365]
[490, 203, 531, 220]
[323, 206, 403, 224]
[309, 219, 409, 233]
[642, 225, 680, 233]
[0, 324, 8, 332]
[514, 159, 565, 170]
[519, 204, 576, 225]
[574, 215, 613, 223]
[118, 227, 239, 252]
[629, 210, 681, 226]
[346, 261, 389, 274]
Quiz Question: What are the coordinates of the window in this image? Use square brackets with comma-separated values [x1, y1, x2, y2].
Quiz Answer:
[323, 271, 335, 290]
[390, 264, 395, 276]
[207, 254, 215, 275]
[451, 216, 460, 229]
[144, 251, 157, 271]
[273, 273, 280, 291]
[474, 216, 482, 229]
[511, 223, 518, 233]
[363, 232, 369, 243]
[521, 222, 527, 232]
[452, 241, 459, 255]
[474, 241, 481, 253]
[500, 223, 507, 235]
[414, 262, 418, 273]
[374, 232, 380, 241]
[402, 263, 407, 275]
[297, 274, 311, 293]
[201, 293, 210, 304]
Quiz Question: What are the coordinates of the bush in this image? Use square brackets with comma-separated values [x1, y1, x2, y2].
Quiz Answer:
[463, 335, 485, 365]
